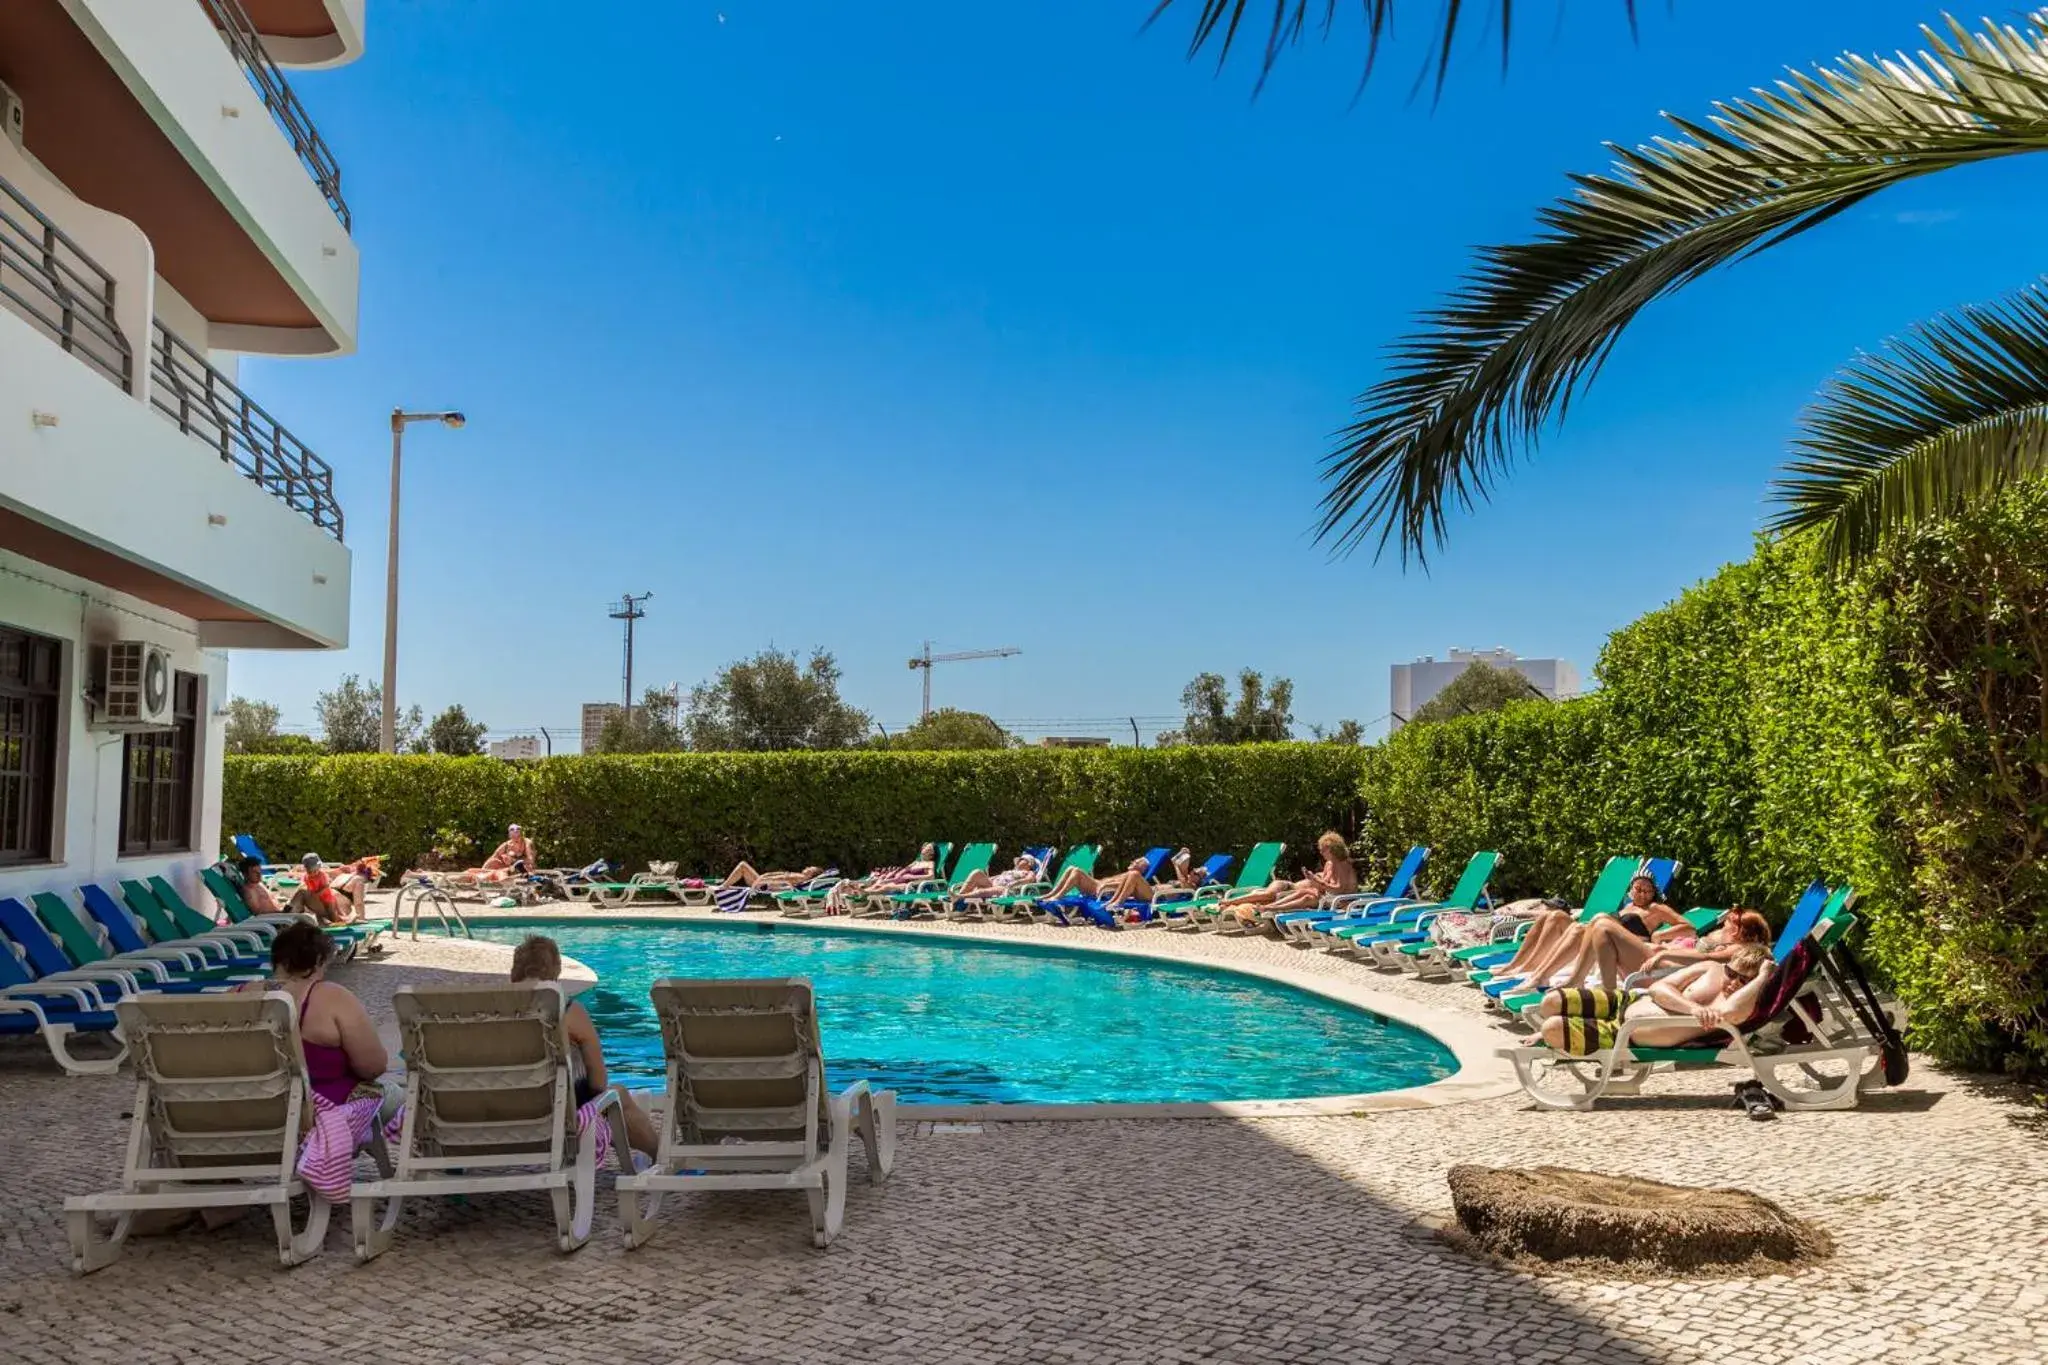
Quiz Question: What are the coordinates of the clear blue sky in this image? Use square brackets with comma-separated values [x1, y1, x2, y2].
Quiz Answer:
[230, 1, 2048, 746]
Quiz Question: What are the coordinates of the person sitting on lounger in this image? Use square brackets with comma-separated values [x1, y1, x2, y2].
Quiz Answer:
[237, 856, 285, 915]
[950, 853, 1047, 900]
[1558, 902, 1772, 991]
[722, 861, 827, 891]
[1044, 853, 1154, 905]
[511, 935, 658, 1159]
[290, 853, 368, 925]
[468, 825, 537, 881]
[1530, 945, 1773, 1055]
[1230, 833, 1357, 928]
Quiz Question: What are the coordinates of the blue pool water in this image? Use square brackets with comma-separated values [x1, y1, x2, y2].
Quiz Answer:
[465, 921, 1455, 1105]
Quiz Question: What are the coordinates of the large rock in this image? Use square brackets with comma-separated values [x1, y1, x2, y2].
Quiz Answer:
[1446, 1165, 1832, 1273]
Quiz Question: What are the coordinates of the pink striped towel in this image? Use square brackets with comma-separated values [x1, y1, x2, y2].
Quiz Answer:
[296, 1091, 615, 1202]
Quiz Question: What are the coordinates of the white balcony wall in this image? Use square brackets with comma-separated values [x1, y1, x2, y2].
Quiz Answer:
[266, 0, 366, 69]
[0, 305, 352, 648]
[0, 548, 228, 911]
[58, 0, 360, 355]
[0, 137, 152, 400]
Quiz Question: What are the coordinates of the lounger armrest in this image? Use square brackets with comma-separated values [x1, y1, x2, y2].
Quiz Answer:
[1, 981, 99, 1011]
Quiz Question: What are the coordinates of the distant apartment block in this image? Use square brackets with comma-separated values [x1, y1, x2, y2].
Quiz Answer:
[1389, 648, 1580, 731]
[580, 702, 619, 754]
[1037, 736, 1111, 749]
[489, 735, 541, 760]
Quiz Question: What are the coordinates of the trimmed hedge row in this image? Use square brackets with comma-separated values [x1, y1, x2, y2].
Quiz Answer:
[223, 744, 1370, 886]
[225, 489, 2048, 1074]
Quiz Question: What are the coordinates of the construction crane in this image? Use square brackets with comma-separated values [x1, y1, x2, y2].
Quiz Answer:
[907, 642, 1020, 721]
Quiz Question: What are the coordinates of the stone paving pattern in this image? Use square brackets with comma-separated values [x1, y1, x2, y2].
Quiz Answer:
[3, 901, 2044, 1364]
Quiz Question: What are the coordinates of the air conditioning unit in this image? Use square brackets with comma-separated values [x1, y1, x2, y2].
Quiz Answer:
[0, 81, 23, 147]
[91, 642, 174, 731]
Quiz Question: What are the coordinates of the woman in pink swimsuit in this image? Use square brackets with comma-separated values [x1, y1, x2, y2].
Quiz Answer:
[242, 922, 397, 1201]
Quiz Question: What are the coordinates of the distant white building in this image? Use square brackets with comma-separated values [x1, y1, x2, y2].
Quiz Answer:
[1389, 648, 1580, 731]
[489, 735, 541, 761]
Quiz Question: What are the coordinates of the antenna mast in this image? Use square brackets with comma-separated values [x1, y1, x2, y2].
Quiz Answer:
[608, 592, 652, 712]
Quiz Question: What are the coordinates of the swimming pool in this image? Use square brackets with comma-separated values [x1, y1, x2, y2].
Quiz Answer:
[465, 921, 1456, 1106]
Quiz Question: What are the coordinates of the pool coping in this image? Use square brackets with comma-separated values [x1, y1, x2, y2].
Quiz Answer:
[431, 907, 1522, 1119]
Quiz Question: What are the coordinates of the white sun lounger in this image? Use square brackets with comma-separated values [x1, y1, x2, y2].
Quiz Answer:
[351, 984, 634, 1260]
[618, 977, 895, 1249]
[64, 992, 392, 1273]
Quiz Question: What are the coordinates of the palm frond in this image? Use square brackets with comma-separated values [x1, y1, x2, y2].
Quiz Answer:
[1143, 1, 1642, 99]
[1771, 282, 2048, 566]
[1322, 13, 2048, 563]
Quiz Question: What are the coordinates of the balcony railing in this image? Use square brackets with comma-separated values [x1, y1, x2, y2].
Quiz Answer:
[151, 321, 345, 539]
[196, 0, 350, 231]
[0, 173, 132, 391]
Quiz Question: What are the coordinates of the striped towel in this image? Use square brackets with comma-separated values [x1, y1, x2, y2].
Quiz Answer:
[712, 885, 754, 914]
[298, 1089, 616, 1202]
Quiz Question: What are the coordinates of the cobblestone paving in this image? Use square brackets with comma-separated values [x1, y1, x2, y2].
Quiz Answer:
[2, 905, 2043, 1364]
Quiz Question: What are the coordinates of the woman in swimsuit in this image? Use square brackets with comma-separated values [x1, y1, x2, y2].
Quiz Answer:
[950, 853, 1047, 900]
[510, 936, 658, 1158]
[1494, 875, 1683, 987]
[1229, 833, 1358, 928]
[722, 861, 827, 891]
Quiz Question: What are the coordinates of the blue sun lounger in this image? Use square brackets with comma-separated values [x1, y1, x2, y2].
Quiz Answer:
[1275, 845, 1429, 943]
[0, 909, 125, 1075]
[1040, 847, 1174, 927]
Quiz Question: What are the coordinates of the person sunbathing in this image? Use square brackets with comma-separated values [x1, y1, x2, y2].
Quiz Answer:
[461, 825, 537, 884]
[1492, 875, 1685, 986]
[950, 853, 1047, 900]
[1530, 945, 1774, 1055]
[236, 856, 284, 915]
[722, 861, 826, 890]
[1230, 833, 1357, 928]
[510, 935, 658, 1159]
[1561, 905, 1772, 991]
[1044, 853, 1158, 905]
[823, 847, 938, 912]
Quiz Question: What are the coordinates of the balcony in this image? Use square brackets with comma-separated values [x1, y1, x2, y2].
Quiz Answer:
[150, 320, 344, 539]
[0, 169, 342, 542]
[0, 0, 360, 355]
[239, 0, 367, 70]
[196, 0, 350, 230]
[0, 173, 132, 394]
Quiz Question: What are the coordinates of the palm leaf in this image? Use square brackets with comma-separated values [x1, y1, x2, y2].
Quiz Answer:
[1321, 13, 2048, 563]
[1144, 1, 1642, 98]
[1771, 282, 2048, 565]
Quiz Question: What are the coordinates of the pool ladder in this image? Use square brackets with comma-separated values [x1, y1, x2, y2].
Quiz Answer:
[396, 877, 474, 940]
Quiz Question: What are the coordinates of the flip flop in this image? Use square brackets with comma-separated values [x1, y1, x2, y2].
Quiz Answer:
[1735, 1081, 1778, 1121]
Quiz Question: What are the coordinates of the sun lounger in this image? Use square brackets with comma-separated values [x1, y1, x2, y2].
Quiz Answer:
[617, 977, 895, 1250]
[837, 844, 955, 918]
[1311, 850, 1502, 955]
[1466, 857, 1680, 992]
[1274, 844, 1429, 943]
[1501, 888, 1897, 1111]
[1163, 844, 1285, 931]
[65, 991, 392, 1271]
[0, 910, 125, 1074]
[987, 844, 1101, 922]
[889, 844, 996, 918]
[119, 880, 270, 966]
[1033, 847, 1172, 927]
[942, 846, 1054, 921]
[28, 891, 258, 989]
[351, 984, 635, 1260]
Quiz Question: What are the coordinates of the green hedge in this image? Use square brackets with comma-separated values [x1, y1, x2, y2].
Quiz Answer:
[224, 744, 1369, 886]
[226, 490, 2048, 1075]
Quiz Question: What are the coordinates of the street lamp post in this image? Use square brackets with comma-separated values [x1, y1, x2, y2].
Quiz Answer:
[383, 408, 465, 753]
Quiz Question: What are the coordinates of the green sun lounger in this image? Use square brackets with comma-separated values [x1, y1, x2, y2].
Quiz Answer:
[888, 843, 996, 917]
[984, 844, 1102, 922]
[1164, 842, 1285, 931]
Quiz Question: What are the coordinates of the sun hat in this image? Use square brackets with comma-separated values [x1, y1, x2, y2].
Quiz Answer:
[301, 853, 323, 869]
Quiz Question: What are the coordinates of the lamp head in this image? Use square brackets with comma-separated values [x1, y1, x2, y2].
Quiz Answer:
[441, 412, 466, 429]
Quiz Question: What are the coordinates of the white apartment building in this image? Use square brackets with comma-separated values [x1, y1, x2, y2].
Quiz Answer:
[1388, 648, 1580, 731]
[488, 735, 541, 761]
[0, 0, 365, 904]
